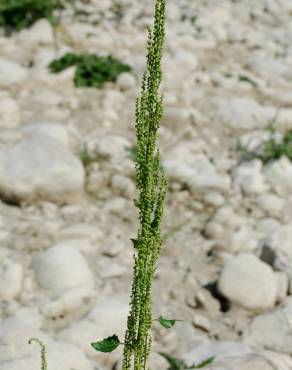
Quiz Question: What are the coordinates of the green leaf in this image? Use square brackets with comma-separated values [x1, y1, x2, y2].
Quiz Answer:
[238, 75, 257, 88]
[91, 335, 121, 353]
[158, 316, 177, 329]
[193, 356, 215, 368]
[158, 352, 187, 370]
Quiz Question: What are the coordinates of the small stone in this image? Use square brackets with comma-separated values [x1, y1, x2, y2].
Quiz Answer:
[257, 193, 285, 217]
[275, 271, 288, 303]
[0, 260, 23, 300]
[192, 314, 211, 332]
[17, 19, 54, 47]
[196, 289, 221, 316]
[100, 262, 127, 278]
[0, 93, 20, 128]
[233, 160, 268, 195]
[0, 58, 28, 87]
[264, 156, 292, 198]
[116, 72, 136, 90]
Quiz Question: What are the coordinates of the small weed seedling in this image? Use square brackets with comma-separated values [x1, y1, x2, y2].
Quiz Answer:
[49, 52, 132, 88]
[238, 129, 292, 164]
[0, 0, 66, 31]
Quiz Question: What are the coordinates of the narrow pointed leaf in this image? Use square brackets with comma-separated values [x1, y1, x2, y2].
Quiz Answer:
[158, 352, 187, 370]
[193, 356, 215, 368]
[158, 315, 177, 329]
[91, 335, 121, 353]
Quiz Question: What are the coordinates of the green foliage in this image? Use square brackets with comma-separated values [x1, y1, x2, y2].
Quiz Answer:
[28, 338, 47, 370]
[159, 352, 215, 369]
[238, 130, 292, 164]
[49, 52, 132, 88]
[91, 335, 122, 353]
[0, 0, 65, 31]
[121, 0, 167, 368]
[92, 3, 167, 367]
[157, 316, 181, 329]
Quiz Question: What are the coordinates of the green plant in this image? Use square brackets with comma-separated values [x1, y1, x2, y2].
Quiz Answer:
[49, 52, 132, 88]
[237, 129, 292, 164]
[0, 0, 66, 31]
[159, 352, 215, 370]
[91, 0, 168, 368]
[28, 338, 47, 370]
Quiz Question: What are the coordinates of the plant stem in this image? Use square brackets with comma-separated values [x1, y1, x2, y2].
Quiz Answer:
[122, 0, 167, 369]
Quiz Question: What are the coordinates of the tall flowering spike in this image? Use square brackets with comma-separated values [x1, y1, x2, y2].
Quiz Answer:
[122, 0, 167, 369]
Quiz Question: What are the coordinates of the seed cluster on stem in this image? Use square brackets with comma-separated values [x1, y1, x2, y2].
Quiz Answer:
[122, 0, 167, 369]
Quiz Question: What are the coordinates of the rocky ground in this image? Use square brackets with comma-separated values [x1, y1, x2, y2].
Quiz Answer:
[1, 0, 292, 369]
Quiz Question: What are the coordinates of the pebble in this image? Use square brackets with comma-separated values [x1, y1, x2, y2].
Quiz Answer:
[0, 57, 28, 87]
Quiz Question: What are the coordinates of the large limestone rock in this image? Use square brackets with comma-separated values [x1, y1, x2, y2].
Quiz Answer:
[0, 132, 85, 204]
[218, 253, 278, 310]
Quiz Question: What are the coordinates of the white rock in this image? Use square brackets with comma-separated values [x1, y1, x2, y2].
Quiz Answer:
[0, 319, 47, 363]
[245, 301, 292, 354]
[0, 260, 23, 300]
[100, 262, 127, 278]
[41, 287, 95, 318]
[192, 314, 211, 332]
[182, 341, 252, 368]
[17, 19, 54, 47]
[22, 123, 81, 151]
[222, 226, 258, 252]
[275, 272, 288, 302]
[116, 72, 136, 90]
[59, 297, 129, 367]
[32, 242, 94, 294]
[216, 98, 276, 131]
[0, 93, 20, 128]
[233, 160, 268, 195]
[164, 155, 230, 195]
[218, 253, 278, 310]
[257, 193, 285, 216]
[203, 192, 225, 207]
[183, 340, 292, 369]
[94, 133, 131, 159]
[0, 132, 85, 204]
[264, 156, 292, 197]
[0, 319, 96, 370]
[163, 107, 192, 126]
[0, 58, 28, 87]
[247, 55, 292, 81]
[58, 224, 103, 243]
[111, 174, 135, 198]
